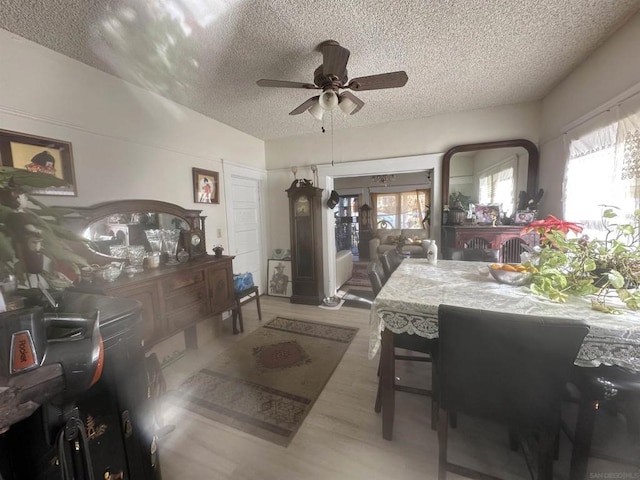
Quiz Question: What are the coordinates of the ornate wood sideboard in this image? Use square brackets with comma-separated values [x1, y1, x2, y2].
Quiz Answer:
[98, 256, 234, 349]
[65, 199, 235, 350]
[441, 225, 539, 263]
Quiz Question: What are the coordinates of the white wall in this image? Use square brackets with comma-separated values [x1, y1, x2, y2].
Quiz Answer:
[0, 29, 265, 250]
[540, 11, 640, 217]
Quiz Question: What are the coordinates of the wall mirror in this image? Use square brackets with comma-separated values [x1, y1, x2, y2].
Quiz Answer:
[64, 199, 205, 259]
[441, 139, 539, 218]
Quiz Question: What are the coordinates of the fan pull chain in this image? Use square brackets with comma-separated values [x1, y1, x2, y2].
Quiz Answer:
[331, 111, 335, 166]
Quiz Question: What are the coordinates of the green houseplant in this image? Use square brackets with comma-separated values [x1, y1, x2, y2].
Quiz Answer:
[0, 167, 90, 291]
[524, 209, 640, 313]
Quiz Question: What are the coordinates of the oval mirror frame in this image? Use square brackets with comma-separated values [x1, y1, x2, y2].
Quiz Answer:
[62, 199, 206, 261]
[441, 139, 539, 213]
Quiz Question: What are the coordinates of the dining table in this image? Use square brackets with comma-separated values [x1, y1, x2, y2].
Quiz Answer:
[370, 258, 640, 440]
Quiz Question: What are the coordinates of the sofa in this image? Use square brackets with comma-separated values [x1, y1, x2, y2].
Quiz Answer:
[369, 228, 430, 260]
[336, 250, 354, 288]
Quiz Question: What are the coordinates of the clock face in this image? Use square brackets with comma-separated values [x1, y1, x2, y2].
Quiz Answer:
[295, 196, 310, 217]
[181, 230, 205, 258]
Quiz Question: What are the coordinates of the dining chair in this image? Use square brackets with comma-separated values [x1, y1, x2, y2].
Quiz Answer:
[566, 365, 640, 479]
[367, 259, 387, 295]
[380, 249, 403, 278]
[436, 304, 589, 480]
[446, 247, 499, 262]
[368, 259, 435, 416]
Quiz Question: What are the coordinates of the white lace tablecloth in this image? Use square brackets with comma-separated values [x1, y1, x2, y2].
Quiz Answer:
[369, 259, 640, 372]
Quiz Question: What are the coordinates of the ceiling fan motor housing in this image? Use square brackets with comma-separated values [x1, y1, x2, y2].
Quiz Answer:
[313, 65, 347, 88]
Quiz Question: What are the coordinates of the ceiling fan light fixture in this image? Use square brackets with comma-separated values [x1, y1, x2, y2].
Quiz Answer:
[338, 93, 357, 114]
[319, 90, 338, 110]
[308, 101, 324, 121]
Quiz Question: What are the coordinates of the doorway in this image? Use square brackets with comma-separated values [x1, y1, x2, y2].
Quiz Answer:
[223, 164, 267, 292]
[334, 194, 360, 259]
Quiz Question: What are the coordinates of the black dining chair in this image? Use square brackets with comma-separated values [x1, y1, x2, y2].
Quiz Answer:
[446, 247, 499, 262]
[368, 259, 436, 416]
[380, 249, 403, 278]
[436, 305, 589, 480]
[566, 365, 640, 479]
[367, 259, 387, 295]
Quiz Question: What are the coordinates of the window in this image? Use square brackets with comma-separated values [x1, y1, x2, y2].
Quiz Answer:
[477, 156, 516, 216]
[564, 102, 640, 240]
[372, 190, 428, 229]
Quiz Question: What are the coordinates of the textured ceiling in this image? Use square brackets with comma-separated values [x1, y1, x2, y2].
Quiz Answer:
[1, 0, 640, 141]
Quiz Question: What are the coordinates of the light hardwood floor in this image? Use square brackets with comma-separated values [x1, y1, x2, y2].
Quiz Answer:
[152, 295, 639, 480]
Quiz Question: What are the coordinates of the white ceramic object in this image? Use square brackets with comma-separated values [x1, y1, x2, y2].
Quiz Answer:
[426, 240, 438, 265]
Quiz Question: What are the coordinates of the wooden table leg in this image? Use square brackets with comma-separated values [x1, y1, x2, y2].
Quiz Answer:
[381, 328, 395, 440]
[255, 289, 262, 322]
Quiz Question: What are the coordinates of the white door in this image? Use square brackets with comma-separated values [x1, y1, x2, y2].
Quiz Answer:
[224, 165, 265, 292]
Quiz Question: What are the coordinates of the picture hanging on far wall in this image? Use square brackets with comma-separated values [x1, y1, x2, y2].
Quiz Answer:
[267, 259, 292, 297]
[0, 129, 77, 196]
[192, 168, 220, 204]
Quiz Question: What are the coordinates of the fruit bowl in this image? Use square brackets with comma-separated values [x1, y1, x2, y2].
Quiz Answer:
[489, 265, 533, 286]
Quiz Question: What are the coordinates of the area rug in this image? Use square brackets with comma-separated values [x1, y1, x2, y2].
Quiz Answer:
[344, 260, 371, 287]
[169, 317, 358, 447]
[343, 289, 374, 310]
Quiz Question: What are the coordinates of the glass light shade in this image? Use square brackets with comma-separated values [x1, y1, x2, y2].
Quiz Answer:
[308, 101, 324, 121]
[338, 94, 357, 114]
[319, 90, 338, 110]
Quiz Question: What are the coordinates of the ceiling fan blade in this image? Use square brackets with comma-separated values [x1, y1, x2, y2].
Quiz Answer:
[257, 79, 318, 89]
[346, 71, 408, 91]
[322, 42, 350, 79]
[340, 91, 364, 114]
[289, 96, 320, 115]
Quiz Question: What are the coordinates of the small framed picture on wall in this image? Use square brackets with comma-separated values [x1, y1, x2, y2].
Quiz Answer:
[192, 168, 220, 204]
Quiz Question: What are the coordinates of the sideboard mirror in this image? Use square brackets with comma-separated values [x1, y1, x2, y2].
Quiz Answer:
[64, 199, 206, 260]
[441, 139, 539, 217]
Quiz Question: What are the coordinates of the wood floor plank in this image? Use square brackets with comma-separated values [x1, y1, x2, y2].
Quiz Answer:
[154, 295, 639, 480]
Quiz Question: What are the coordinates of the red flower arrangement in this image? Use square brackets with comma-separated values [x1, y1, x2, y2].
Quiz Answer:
[521, 215, 583, 245]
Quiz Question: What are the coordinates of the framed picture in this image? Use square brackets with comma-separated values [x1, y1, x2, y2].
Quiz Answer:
[192, 168, 219, 204]
[474, 204, 501, 225]
[267, 259, 292, 297]
[514, 210, 536, 225]
[0, 129, 77, 196]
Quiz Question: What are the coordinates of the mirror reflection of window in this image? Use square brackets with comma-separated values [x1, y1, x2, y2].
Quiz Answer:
[477, 155, 517, 216]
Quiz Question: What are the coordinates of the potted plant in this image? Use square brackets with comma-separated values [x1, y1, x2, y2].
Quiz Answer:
[447, 191, 471, 225]
[0, 167, 90, 301]
[523, 209, 640, 313]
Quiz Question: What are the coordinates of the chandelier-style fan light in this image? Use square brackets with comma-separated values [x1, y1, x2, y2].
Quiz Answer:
[257, 40, 408, 120]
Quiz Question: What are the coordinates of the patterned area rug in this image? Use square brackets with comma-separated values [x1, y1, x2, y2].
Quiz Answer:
[169, 317, 358, 447]
[344, 260, 371, 287]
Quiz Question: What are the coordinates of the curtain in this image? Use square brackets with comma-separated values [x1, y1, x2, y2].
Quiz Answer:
[371, 191, 428, 229]
[477, 156, 516, 216]
[564, 99, 640, 239]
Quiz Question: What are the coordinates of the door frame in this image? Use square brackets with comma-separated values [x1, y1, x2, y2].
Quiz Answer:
[317, 152, 442, 296]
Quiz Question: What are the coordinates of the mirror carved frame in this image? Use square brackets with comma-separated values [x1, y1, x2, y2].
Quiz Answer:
[441, 139, 539, 210]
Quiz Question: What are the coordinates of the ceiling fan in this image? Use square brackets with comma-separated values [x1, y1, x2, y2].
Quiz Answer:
[256, 40, 408, 120]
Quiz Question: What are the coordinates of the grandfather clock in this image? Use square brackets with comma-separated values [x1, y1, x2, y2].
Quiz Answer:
[358, 203, 373, 260]
[286, 181, 324, 305]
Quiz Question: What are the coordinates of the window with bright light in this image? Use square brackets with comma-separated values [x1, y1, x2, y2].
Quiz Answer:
[373, 190, 428, 229]
[564, 105, 640, 239]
